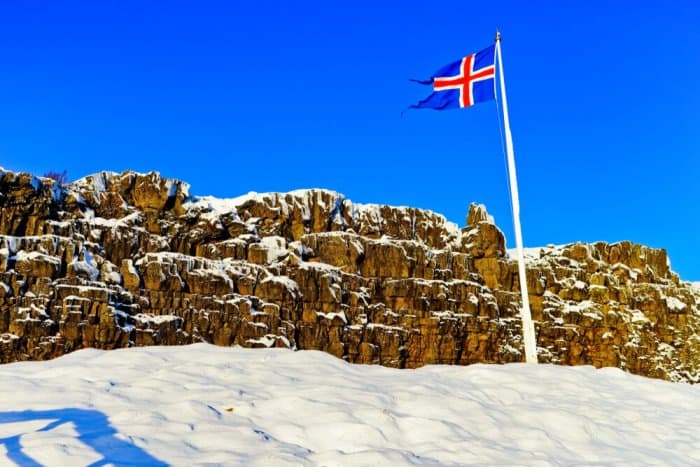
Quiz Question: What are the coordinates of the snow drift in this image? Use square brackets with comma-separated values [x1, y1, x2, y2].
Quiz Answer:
[0, 344, 698, 466]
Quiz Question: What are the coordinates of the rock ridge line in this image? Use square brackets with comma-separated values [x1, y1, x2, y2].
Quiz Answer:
[0, 168, 698, 382]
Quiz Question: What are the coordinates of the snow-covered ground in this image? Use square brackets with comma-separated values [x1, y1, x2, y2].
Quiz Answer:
[0, 345, 698, 466]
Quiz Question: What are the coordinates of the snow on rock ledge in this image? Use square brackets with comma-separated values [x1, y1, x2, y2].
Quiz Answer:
[0, 168, 698, 383]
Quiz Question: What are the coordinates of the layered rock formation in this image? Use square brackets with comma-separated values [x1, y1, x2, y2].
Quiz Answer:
[1, 168, 698, 382]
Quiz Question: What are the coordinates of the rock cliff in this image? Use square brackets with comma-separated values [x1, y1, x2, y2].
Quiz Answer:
[1, 168, 698, 382]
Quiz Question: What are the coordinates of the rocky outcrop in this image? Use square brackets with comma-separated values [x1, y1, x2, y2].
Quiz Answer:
[0, 168, 698, 382]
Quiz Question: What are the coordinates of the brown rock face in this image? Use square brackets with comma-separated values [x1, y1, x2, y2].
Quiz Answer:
[0, 168, 698, 382]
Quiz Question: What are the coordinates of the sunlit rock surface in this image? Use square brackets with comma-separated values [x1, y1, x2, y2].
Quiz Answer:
[0, 168, 698, 382]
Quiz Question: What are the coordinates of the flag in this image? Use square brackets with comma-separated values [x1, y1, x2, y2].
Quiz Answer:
[410, 44, 496, 110]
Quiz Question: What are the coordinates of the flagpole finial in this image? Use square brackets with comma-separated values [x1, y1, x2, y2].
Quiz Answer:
[495, 30, 501, 42]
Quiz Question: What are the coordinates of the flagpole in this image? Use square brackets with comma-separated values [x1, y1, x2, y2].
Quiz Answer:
[495, 31, 538, 364]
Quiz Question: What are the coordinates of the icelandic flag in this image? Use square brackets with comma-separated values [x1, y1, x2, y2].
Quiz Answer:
[410, 44, 496, 110]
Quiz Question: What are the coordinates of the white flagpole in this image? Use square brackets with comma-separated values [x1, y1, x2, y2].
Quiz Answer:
[495, 31, 538, 364]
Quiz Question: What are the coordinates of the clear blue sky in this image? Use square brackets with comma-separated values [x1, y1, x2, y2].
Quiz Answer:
[1, 1, 698, 280]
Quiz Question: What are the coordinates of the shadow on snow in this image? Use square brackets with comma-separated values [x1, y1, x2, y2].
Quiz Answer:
[0, 408, 168, 466]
